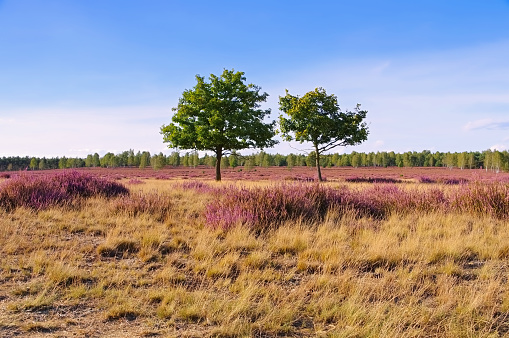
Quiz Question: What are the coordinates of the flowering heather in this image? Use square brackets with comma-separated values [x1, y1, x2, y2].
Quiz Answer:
[440, 178, 469, 185]
[451, 182, 509, 219]
[418, 176, 436, 184]
[284, 175, 321, 182]
[352, 184, 447, 217]
[179, 180, 215, 193]
[205, 183, 450, 230]
[345, 176, 402, 184]
[205, 184, 336, 230]
[0, 170, 128, 211]
[127, 178, 145, 185]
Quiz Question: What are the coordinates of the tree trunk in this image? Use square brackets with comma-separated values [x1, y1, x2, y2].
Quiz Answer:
[315, 144, 323, 182]
[215, 147, 222, 181]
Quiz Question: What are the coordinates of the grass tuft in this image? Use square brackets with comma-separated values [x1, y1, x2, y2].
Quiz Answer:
[97, 238, 140, 258]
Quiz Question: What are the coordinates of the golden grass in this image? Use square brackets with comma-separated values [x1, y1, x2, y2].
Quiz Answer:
[1, 179, 509, 336]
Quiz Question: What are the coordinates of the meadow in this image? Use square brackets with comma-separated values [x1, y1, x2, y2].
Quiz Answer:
[1, 167, 509, 337]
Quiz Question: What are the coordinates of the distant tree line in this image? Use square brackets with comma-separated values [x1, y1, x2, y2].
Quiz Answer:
[1, 149, 509, 172]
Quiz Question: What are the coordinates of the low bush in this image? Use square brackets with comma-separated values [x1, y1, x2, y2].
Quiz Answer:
[440, 178, 469, 185]
[451, 182, 509, 219]
[418, 176, 436, 184]
[345, 177, 402, 184]
[127, 178, 145, 185]
[205, 181, 509, 230]
[179, 181, 215, 193]
[0, 170, 129, 211]
[205, 183, 448, 230]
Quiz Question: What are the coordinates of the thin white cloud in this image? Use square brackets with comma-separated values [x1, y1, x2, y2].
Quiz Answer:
[490, 144, 508, 151]
[464, 119, 509, 131]
[372, 61, 391, 74]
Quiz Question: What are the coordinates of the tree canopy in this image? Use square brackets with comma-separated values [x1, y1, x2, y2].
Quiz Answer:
[161, 69, 277, 180]
[279, 87, 369, 181]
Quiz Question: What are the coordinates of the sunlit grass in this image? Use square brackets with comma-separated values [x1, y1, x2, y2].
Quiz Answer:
[1, 177, 509, 335]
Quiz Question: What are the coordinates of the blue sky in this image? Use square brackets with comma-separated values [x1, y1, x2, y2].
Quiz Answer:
[1, 0, 508, 157]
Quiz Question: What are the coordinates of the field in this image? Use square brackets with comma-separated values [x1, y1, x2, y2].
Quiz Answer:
[3, 165, 506, 183]
[2, 167, 509, 337]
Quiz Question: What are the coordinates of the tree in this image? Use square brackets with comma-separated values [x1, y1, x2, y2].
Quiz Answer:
[150, 152, 166, 170]
[168, 151, 180, 167]
[58, 157, 67, 169]
[279, 87, 369, 181]
[139, 151, 150, 169]
[38, 158, 46, 170]
[161, 69, 277, 181]
[85, 155, 93, 167]
[92, 153, 101, 167]
[229, 151, 239, 168]
[29, 157, 38, 170]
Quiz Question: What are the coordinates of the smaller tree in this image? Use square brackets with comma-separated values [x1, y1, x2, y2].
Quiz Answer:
[92, 153, 101, 167]
[30, 157, 38, 170]
[229, 151, 239, 168]
[38, 158, 46, 170]
[139, 152, 150, 169]
[279, 87, 369, 181]
[58, 157, 67, 169]
[85, 155, 93, 167]
[151, 152, 166, 170]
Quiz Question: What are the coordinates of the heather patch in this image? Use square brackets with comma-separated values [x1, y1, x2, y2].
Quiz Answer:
[0, 170, 128, 211]
[345, 176, 402, 184]
[418, 176, 436, 184]
[127, 178, 145, 185]
[205, 183, 449, 230]
[451, 182, 509, 219]
[204, 181, 509, 230]
[178, 180, 215, 193]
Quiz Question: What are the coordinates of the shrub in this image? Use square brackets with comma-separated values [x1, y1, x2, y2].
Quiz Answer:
[451, 182, 509, 219]
[440, 178, 469, 185]
[418, 176, 436, 184]
[345, 177, 402, 184]
[205, 184, 338, 230]
[179, 181, 215, 193]
[205, 183, 450, 230]
[127, 178, 145, 185]
[0, 170, 129, 211]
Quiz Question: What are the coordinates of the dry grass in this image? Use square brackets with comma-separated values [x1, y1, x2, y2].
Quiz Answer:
[1, 179, 509, 336]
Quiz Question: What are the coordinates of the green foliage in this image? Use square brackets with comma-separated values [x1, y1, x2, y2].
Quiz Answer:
[279, 87, 368, 180]
[139, 152, 150, 169]
[85, 155, 93, 167]
[161, 69, 277, 180]
[229, 152, 238, 168]
[151, 153, 166, 170]
[0, 149, 505, 173]
[38, 158, 46, 170]
[29, 158, 37, 170]
[58, 157, 67, 169]
[168, 151, 180, 167]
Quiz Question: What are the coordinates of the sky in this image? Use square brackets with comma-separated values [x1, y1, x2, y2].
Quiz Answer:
[1, 0, 509, 158]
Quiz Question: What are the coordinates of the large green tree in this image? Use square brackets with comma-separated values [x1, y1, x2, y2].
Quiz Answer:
[161, 69, 277, 181]
[279, 87, 369, 181]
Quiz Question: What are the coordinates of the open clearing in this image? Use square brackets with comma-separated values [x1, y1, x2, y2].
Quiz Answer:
[1, 167, 509, 337]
